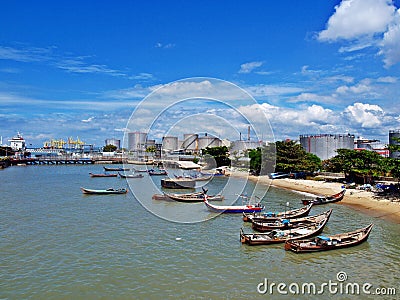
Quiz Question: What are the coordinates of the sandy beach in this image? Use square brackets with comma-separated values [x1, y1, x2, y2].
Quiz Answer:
[245, 175, 400, 224]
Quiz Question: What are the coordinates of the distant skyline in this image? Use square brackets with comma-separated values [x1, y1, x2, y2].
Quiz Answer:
[1, 0, 400, 147]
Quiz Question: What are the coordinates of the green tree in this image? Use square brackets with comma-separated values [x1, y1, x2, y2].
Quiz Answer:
[103, 144, 117, 152]
[323, 149, 384, 183]
[275, 140, 321, 173]
[202, 146, 231, 168]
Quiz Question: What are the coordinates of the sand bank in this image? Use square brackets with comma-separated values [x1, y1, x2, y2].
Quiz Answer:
[246, 175, 400, 224]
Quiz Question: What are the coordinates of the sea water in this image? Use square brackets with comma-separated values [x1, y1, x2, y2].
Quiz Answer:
[0, 165, 399, 299]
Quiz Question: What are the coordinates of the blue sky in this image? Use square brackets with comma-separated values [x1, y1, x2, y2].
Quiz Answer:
[1, 0, 400, 147]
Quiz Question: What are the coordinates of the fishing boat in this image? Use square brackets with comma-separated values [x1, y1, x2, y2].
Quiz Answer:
[243, 204, 313, 222]
[80, 187, 128, 195]
[118, 172, 144, 178]
[131, 167, 148, 173]
[301, 190, 345, 205]
[285, 223, 373, 253]
[148, 169, 168, 176]
[89, 172, 118, 178]
[163, 191, 224, 202]
[204, 195, 264, 213]
[251, 209, 331, 232]
[161, 178, 196, 189]
[240, 209, 332, 245]
[103, 166, 130, 171]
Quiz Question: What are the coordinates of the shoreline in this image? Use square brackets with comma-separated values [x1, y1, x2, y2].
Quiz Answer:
[244, 174, 400, 224]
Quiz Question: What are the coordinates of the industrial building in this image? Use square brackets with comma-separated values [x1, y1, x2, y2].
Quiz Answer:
[354, 137, 389, 157]
[300, 133, 355, 160]
[389, 129, 400, 159]
[105, 138, 121, 150]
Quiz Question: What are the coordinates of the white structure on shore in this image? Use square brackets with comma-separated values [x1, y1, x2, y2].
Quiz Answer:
[8, 132, 26, 151]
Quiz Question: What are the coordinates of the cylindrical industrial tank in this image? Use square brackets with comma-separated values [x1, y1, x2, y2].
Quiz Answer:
[197, 136, 222, 150]
[182, 134, 198, 151]
[162, 136, 179, 151]
[389, 130, 400, 159]
[300, 134, 354, 160]
[127, 132, 147, 151]
[105, 138, 121, 150]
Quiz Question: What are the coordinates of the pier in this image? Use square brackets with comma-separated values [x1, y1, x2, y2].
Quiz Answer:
[9, 157, 126, 166]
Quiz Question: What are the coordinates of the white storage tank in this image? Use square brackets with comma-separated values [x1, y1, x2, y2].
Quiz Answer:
[127, 132, 147, 151]
[162, 136, 179, 151]
[182, 134, 198, 151]
[300, 134, 355, 160]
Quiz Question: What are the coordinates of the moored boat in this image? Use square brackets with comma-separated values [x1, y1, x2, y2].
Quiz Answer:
[118, 172, 144, 178]
[161, 178, 196, 189]
[301, 190, 345, 205]
[204, 195, 264, 213]
[251, 209, 331, 232]
[89, 172, 118, 178]
[80, 187, 128, 195]
[285, 223, 373, 253]
[148, 169, 168, 176]
[104, 166, 130, 171]
[163, 192, 224, 202]
[240, 209, 332, 245]
[243, 204, 313, 222]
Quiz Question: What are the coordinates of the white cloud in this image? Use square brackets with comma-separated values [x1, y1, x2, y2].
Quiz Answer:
[336, 81, 372, 94]
[288, 93, 338, 104]
[377, 76, 397, 83]
[318, 0, 400, 67]
[155, 42, 175, 49]
[81, 117, 95, 123]
[344, 102, 384, 127]
[379, 9, 400, 67]
[318, 0, 395, 41]
[130, 72, 154, 80]
[238, 61, 264, 74]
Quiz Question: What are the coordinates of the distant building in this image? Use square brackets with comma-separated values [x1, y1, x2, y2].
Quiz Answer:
[300, 133, 355, 160]
[127, 132, 147, 152]
[8, 132, 26, 151]
[354, 137, 389, 157]
[230, 140, 262, 154]
[105, 138, 121, 150]
[389, 130, 400, 159]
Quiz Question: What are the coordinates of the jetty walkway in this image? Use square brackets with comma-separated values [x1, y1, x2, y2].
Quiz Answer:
[9, 157, 125, 166]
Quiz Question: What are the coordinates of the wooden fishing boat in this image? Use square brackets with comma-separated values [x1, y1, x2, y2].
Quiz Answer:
[301, 190, 345, 205]
[240, 209, 332, 245]
[251, 209, 331, 232]
[89, 172, 118, 178]
[163, 192, 224, 202]
[243, 204, 313, 222]
[118, 172, 143, 178]
[161, 178, 196, 189]
[285, 223, 373, 253]
[204, 195, 264, 213]
[103, 166, 130, 171]
[148, 169, 168, 176]
[80, 187, 128, 195]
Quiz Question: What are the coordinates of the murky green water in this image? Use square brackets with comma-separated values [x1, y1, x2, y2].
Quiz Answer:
[1, 165, 399, 299]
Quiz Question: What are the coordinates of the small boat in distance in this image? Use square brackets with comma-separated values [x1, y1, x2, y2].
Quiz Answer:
[285, 223, 373, 253]
[204, 195, 264, 213]
[89, 172, 118, 178]
[161, 178, 196, 189]
[243, 204, 313, 222]
[118, 172, 144, 178]
[148, 169, 168, 176]
[103, 166, 130, 171]
[81, 187, 128, 195]
[301, 190, 345, 206]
